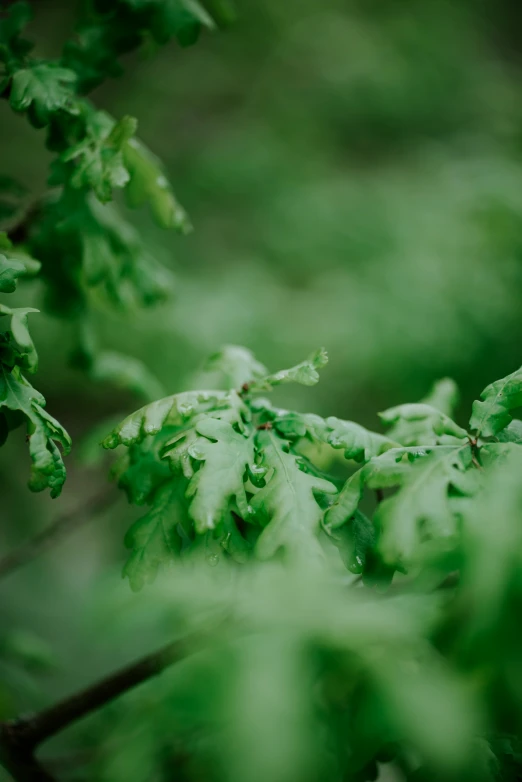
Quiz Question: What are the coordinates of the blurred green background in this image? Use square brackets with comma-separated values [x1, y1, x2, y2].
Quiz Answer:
[2, 0, 522, 776]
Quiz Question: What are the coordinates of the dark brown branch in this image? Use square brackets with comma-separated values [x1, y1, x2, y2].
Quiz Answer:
[0, 730, 56, 782]
[0, 633, 199, 782]
[0, 488, 116, 581]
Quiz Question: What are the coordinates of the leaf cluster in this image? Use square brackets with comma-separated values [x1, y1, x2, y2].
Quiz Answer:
[0, 0, 222, 492]
[102, 346, 522, 590]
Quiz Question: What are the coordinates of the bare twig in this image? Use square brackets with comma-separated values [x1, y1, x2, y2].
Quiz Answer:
[0, 632, 202, 782]
[0, 488, 116, 581]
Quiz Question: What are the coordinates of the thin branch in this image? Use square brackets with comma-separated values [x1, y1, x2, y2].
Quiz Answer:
[0, 488, 116, 581]
[0, 631, 203, 782]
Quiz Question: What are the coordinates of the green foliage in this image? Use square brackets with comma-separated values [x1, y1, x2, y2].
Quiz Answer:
[103, 350, 522, 589]
[5, 4, 522, 782]
[0, 0, 211, 415]
[123, 479, 187, 591]
[94, 348, 522, 780]
[0, 232, 69, 494]
[252, 429, 336, 561]
[248, 347, 329, 391]
[0, 364, 70, 496]
[470, 366, 522, 438]
[60, 112, 135, 203]
[9, 62, 77, 127]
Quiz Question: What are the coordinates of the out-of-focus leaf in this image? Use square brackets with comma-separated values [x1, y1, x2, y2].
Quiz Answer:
[9, 63, 77, 128]
[380, 403, 467, 447]
[194, 345, 268, 391]
[61, 112, 135, 203]
[123, 479, 188, 591]
[123, 137, 191, 231]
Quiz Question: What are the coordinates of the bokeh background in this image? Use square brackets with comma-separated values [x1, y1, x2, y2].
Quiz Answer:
[2, 0, 522, 777]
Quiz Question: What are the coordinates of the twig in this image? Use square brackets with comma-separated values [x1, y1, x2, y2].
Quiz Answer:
[0, 632, 202, 782]
[0, 488, 116, 581]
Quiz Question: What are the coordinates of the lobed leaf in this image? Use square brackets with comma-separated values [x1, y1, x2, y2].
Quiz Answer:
[379, 403, 468, 447]
[470, 365, 522, 438]
[376, 445, 475, 568]
[194, 345, 268, 391]
[252, 430, 337, 561]
[252, 400, 395, 463]
[0, 304, 39, 373]
[61, 112, 135, 203]
[111, 427, 177, 506]
[186, 417, 254, 533]
[123, 138, 191, 231]
[0, 254, 26, 294]
[102, 390, 232, 449]
[123, 479, 189, 591]
[9, 63, 77, 128]
[248, 348, 328, 392]
[0, 364, 71, 497]
[324, 447, 438, 531]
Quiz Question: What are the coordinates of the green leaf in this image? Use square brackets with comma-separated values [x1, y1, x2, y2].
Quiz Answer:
[32, 190, 175, 312]
[326, 444, 477, 570]
[62, 112, 135, 203]
[9, 63, 77, 128]
[379, 403, 468, 447]
[249, 348, 328, 392]
[457, 445, 522, 642]
[218, 513, 252, 563]
[186, 417, 254, 532]
[0, 232, 12, 251]
[324, 447, 423, 532]
[422, 377, 460, 417]
[252, 430, 337, 561]
[322, 416, 398, 462]
[111, 429, 176, 506]
[329, 509, 375, 574]
[370, 651, 479, 774]
[126, 0, 215, 46]
[194, 345, 268, 391]
[0, 364, 71, 497]
[0, 304, 39, 372]
[497, 419, 522, 445]
[0, 254, 26, 293]
[123, 137, 191, 231]
[102, 390, 232, 449]
[376, 445, 475, 568]
[80, 196, 175, 308]
[470, 366, 522, 437]
[381, 378, 461, 446]
[123, 479, 188, 591]
[250, 400, 396, 463]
